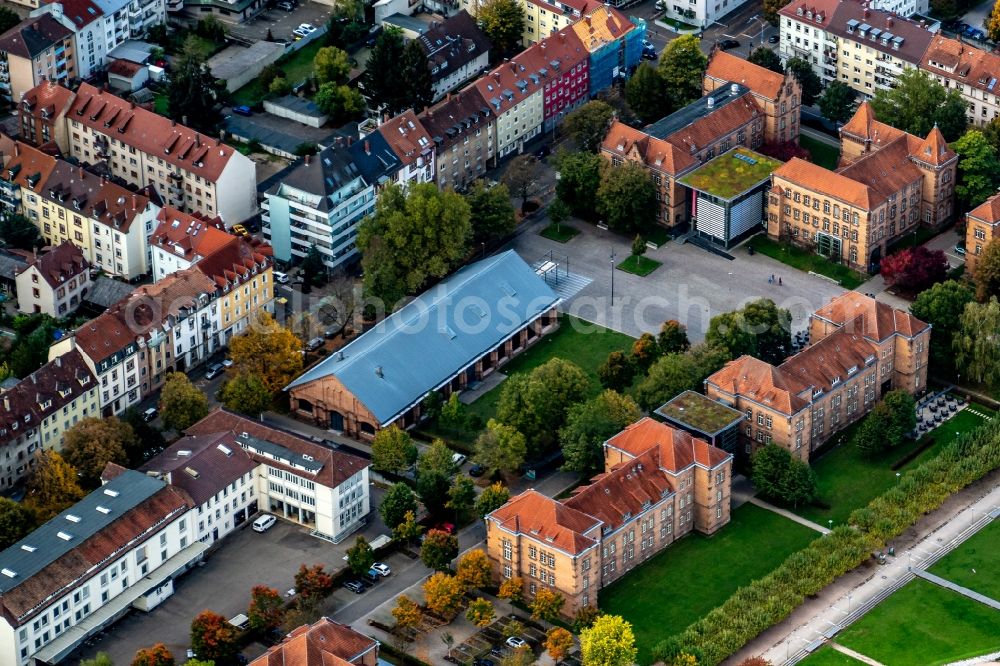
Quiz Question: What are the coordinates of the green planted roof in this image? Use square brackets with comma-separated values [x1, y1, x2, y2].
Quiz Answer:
[655, 390, 743, 435]
[679, 147, 783, 200]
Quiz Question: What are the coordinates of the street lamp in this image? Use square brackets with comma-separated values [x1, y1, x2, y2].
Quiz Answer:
[610, 249, 616, 305]
[828, 519, 833, 531]
[847, 593, 853, 614]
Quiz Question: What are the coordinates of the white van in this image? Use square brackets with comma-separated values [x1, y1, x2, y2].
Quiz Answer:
[274, 271, 289, 284]
[451, 453, 467, 468]
[252, 514, 277, 532]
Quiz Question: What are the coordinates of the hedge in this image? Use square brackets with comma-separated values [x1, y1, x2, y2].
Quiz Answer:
[662, 417, 1000, 664]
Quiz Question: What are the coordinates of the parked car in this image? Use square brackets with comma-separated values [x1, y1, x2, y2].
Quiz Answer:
[252, 514, 276, 532]
[296, 23, 317, 35]
[719, 38, 740, 50]
[641, 39, 654, 49]
[642, 46, 657, 59]
[505, 637, 527, 649]
[435, 522, 456, 534]
[362, 569, 381, 584]
[277, 0, 294, 10]
[141, 407, 158, 422]
[954, 243, 967, 256]
[205, 363, 224, 380]
[343, 580, 366, 594]
[451, 452, 467, 468]
[274, 271, 289, 284]
[232, 105, 253, 117]
[222, 358, 234, 368]
[372, 562, 392, 576]
[768, 34, 779, 43]
[469, 463, 486, 477]
[534, 145, 551, 158]
[305, 337, 324, 352]
[231, 223, 250, 236]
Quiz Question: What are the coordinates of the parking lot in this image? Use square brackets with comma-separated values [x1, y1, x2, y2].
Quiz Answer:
[229, 0, 336, 43]
[70, 497, 397, 664]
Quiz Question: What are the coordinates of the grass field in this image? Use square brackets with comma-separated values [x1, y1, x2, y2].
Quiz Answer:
[929, 518, 1000, 600]
[420, 315, 634, 446]
[800, 134, 840, 170]
[837, 579, 1000, 665]
[798, 404, 995, 526]
[232, 40, 323, 106]
[616, 255, 661, 276]
[599, 504, 818, 664]
[797, 646, 866, 665]
[540, 223, 579, 242]
[749, 236, 866, 289]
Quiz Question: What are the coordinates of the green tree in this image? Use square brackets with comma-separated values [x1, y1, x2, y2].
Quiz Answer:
[81, 653, 115, 666]
[560, 390, 641, 474]
[466, 597, 496, 627]
[763, 0, 791, 23]
[475, 0, 525, 54]
[357, 182, 472, 307]
[975, 239, 1000, 302]
[910, 279, 974, 372]
[474, 419, 527, 476]
[631, 332, 660, 372]
[563, 100, 615, 152]
[545, 627, 575, 662]
[530, 587, 566, 622]
[554, 150, 603, 218]
[475, 481, 510, 517]
[0, 6, 21, 34]
[465, 180, 516, 247]
[447, 475, 476, 521]
[131, 643, 174, 666]
[62, 416, 134, 487]
[315, 82, 365, 123]
[167, 37, 225, 133]
[23, 450, 85, 521]
[400, 39, 434, 112]
[547, 197, 571, 233]
[870, 68, 968, 141]
[269, 76, 291, 97]
[748, 46, 783, 72]
[314, 46, 351, 85]
[392, 594, 423, 631]
[419, 439, 458, 478]
[596, 161, 656, 234]
[573, 605, 601, 632]
[190, 610, 239, 664]
[219, 372, 272, 416]
[393, 509, 424, 545]
[883, 389, 917, 440]
[421, 528, 459, 570]
[362, 27, 406, 114]
[0, 497, 35, 550]
[983, 115, 1000, 155]
[597, 350, 635, 392]
[160, 372, 209, 432]
[371, 425, 418, 474]
[751, 443, 816, 507]
[952, 130, 1000, 208]
[625, 62, 668, 124]
[417, 440, 455, 516]
[346, 535, 375, 575]
[658, 35, 707, 107]
[955, 296, 1000, 387]
[502, 154, 542, 209]
[380, 482, 418, 531]
[0, 214, 41, 251]
[631, 234, 647, 260]
[301, 245, 327, 288]
[658, 320, 690, 355]
[495, 358, 589, 456]
[705, 298, 792, 364]
[818, 80, 856, 124]
[989, 1, 1000, 41]
[853, 402, 899, 458]
[785, 57, 822, 106]
[247, 585, 285, 632]
[635, 343, 731, 411]
[580, 614, 638, 666]
[456, 549, 493, 589]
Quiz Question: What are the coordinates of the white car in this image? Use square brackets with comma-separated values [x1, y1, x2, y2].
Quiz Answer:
[252, 514, 277, 532]
[371, 562, 391, 577]
[296, 23, 316, 34]
[506, 636, 527, 649]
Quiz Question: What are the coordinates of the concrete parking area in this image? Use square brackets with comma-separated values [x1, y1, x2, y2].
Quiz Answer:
[70, 498, 395, 665]
[228, 0, 336, 43]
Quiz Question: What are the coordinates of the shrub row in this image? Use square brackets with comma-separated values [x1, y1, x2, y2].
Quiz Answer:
[662, 417, 1000, 664]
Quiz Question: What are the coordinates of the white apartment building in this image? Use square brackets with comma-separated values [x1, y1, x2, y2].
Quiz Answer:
[475, 61, 544, 159]
[378, 110, 436, 186]
[15, 242, 91, 317]
[186, 409, 372, 543]
[0, 350, 98, 490]
[921, 35, 1000, 127]
[660, 0, 754, 30]
[0, 469, 202, 666]
[148, 207, 231, 281]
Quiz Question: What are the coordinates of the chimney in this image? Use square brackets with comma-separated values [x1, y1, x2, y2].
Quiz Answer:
[14, 143, 19, 157]
[182, 115, 188, 127]
[887, 16, 893, 26]
[195, 134, 201, 147]
[305, 154, 311, 165]
[132, 194, 137, 209]
[364, 140, 370, 154]
[864, 8, 870, 17]
[79, 166, 84, 178]
[510, 62, 516, 73]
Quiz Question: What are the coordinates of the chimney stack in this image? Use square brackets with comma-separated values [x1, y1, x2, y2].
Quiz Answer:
[364, 140, 370, 154]
[305, 154, 311, 165]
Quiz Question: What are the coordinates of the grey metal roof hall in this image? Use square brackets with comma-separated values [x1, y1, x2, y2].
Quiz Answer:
[286, 250, 560, 425]
[0, 470, 165, 593]
[645, 82, 752, 140]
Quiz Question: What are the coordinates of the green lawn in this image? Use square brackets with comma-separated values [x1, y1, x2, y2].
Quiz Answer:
[750, 235, 868, 289]
[231, 40, 324, 106]
[421, 315, 634, 446]
[599, 504, 819, 665]
[540, 223, 579, 242]
[797, 646, 866, 665]
[797, 404, 995, 527]
[154, 92, 169, 116]
[929, 517, 1000, 600]
[837, 579, 1000, 665]
[616, 255, 661, 276]
[800, 134, 841, 170]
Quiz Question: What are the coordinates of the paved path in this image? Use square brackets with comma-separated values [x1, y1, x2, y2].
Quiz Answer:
[748, 497, 831, 534]
[737, 476, 1000, 664]
[913, 569, 1000, 611]
[946, 649, 1000, 666]
[801, 126, 840, 149]
[830, 642, 885, 666]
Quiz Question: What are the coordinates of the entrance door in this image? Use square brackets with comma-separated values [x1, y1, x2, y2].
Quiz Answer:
[330, 411, 345, 432]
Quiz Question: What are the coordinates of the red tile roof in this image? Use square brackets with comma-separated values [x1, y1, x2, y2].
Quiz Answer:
[772, 157, 875, 210]
[19, 79, 76, 126]
[378, 110, 433, 166]
[53, 0, 104, 29]
[250, 617, 378, 666]
[564, 449, 673, 530]
[604, 417, 731, 470]
[0, 14, 72, 59]
[185, 408, 369, 490]
[705, 50, 785, 100]
[107, 59, 144, 78]
[489, 489, 600, 555]
[3, 141, 58, 194]
[707, 355, 811, 414]
[601, 120, 696, 176]
[968, 192, 1000, 225]
[778, 328, 878, 393]
[19, 241, 88, 288]
[811, 291, 929, 340]
[43, 159, 151, 233]
[922, 35, 1000, 104]
[570, 6, 637, 50]
[840, 101, 908, 149]
[140, 431, 257, 506]
[72, 310, 141, 365]
[836, 136, 923, 206]
[150, 207, 232, 263]
[66, 82, 239, 182]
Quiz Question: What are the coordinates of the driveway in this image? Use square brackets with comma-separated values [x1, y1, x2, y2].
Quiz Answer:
[508, 218, 847, 341]
[228, 0, 336, 42]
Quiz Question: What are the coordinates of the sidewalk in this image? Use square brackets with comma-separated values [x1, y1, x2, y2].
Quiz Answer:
[731, 472, 1000, 664]
[748, 497, 830, 535]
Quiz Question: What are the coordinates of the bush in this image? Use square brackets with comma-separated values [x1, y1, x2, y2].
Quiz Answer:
[669, 416, 1000, 663]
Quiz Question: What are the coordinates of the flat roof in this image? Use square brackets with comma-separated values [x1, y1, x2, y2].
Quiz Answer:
[236, 432, 324, 473]
[655, 390, 744, 436]
[679, 147, 782, 200]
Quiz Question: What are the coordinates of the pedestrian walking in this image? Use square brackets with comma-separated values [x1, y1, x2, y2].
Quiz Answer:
[779, 276, 783, 286]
